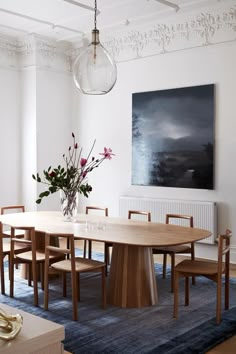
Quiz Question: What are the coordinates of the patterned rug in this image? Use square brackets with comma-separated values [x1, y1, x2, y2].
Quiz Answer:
[1, 252, 236, 354]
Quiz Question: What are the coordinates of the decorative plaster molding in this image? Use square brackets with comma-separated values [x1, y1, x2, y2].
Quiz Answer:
[18, 35, 72, 72]
[0, 4, 236, 69]
[0, 34, 18, 68]
[101, 5, 236, 62]
[0, 34, 72, 72]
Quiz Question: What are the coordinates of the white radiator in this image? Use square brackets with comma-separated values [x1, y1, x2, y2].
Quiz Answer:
[119, 196, 217, 244]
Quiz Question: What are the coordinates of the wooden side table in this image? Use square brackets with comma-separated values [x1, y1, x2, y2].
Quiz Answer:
[0, 304, 64, 354]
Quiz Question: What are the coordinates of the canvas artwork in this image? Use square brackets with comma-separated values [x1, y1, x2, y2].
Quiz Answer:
[132, 84, 214, 189]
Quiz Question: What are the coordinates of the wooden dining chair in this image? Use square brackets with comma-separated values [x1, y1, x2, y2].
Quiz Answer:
[1, 206, 25, 237]
[153, 214, 195, 293]
[44, 232, 106, 321]
[1, 205, 26, 269]
[128, 210, 151, 222]
[0, 222, 6, 294]
[9, 226, 61, 306]
[84, 206, 109, 260]
[174, 229, 232, 324]
[0, 216, 31, 295]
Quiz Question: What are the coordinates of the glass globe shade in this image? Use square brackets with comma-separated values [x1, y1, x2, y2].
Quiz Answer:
[73, 31, 117, 95]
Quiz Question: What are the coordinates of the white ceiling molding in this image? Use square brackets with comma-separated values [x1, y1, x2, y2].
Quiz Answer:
[19, 35, 72, 72]
[0, 33, 19, 69]
[102, 4, 236, 62]
[0, 2, 235, 71]
[0, 33, 71, 72]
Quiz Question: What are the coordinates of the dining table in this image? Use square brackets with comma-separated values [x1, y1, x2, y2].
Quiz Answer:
[0, 211, 211, 308]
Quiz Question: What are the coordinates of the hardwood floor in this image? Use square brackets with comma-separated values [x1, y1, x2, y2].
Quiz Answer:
[72, 240, 236, 354]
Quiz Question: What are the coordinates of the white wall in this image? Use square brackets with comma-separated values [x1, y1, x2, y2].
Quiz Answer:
[74, 42, 236, 262]
[20, 67, 37, 211]
[0, 67, 21, 205]
[35, 68, 73, 211]
[0, 37, 74, 213]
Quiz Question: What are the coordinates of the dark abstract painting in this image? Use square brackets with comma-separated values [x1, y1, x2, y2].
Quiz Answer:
[132, 84, 214, 189]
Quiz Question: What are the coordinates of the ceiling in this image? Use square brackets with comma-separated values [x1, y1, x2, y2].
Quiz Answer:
[0, 0, 230, 44]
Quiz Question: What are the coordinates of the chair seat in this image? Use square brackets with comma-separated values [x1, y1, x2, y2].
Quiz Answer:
[153, 244, 191, 254]
[176, 259, 218, 275]
[15, 251, 57, 262]
[51, 257, 105, 273]
[3, 230, 25, 238]
[3, 242, 30, 255]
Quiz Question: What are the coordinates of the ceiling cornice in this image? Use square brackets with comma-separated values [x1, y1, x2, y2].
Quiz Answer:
[0, 3, 235, 70]
[101, 4, 236, 62]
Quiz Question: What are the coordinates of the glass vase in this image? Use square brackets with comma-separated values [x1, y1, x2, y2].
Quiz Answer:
[60, 190, 79, 222]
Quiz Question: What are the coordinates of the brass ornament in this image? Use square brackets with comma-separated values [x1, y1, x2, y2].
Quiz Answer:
[0, 308, 23, 341]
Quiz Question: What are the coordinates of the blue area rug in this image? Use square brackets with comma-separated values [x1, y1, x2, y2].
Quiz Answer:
[1, 251, 236, 354]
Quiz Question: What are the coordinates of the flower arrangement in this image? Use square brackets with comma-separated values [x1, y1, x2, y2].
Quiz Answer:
[32, 133, 114, 218]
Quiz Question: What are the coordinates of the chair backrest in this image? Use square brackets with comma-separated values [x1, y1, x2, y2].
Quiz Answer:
[45, 232, 74, 259]
[1, 206, 25, 237]
[1, 205, 25, 215]
[10, 226, 35, 248]
[86, 206, 108, 217]
[0, 222, 4, 292]
[166, 214, 193, 228]
[128, 210, 151, 222]
[217, 229, 232, 276]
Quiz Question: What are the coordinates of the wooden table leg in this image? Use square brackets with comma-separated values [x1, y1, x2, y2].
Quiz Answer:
[108, 244, 158, 308]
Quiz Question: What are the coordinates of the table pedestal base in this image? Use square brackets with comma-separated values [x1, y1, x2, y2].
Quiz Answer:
[108, 244, 158, 308]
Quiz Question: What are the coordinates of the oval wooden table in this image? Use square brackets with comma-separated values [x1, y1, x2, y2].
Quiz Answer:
[0, 211, 211, 308]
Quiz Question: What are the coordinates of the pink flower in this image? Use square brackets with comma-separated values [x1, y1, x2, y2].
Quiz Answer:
[49, 171, 56, 177]
[99, 147, 115, 160]
[80, 158, 87, 167]
[82, 171, 87, 178]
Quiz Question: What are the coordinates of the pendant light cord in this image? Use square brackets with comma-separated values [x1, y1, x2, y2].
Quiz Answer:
[94, 0, 97, 30]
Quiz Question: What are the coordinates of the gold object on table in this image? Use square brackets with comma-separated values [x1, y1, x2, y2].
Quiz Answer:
[0, 308, 23, 341]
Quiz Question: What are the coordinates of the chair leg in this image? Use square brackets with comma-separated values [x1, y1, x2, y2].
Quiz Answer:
[83, 240, 87, 258]
[0, 257, 5, 295]
[225, 270, 229, 310]
[44, 257, 49, 311]
[71, 270, 78, 321]
[88, 240, 92, 259]
[66, 238, 70, 259]
[9, 252, 15, 298]
[185, 277, 189, 306]
[171, 254, 175, 293]
[173, 269, 179, 318]
[104, 243, 109, 276]
[63, 272, 67, 297]
[163, 254, 167, 279]
[8, 255, 10, 280]
[77, 273, 80, 301]
[40, 263, 44, 290]
[216, 279, 222, 324]
[32, 260, 38, 306]
[28, 264, 32, 286]
[191, 245, 196, 285]
[102, 267, 106, 309]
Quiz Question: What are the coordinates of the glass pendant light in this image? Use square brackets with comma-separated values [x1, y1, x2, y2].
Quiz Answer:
[73, 0, 117, 95]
